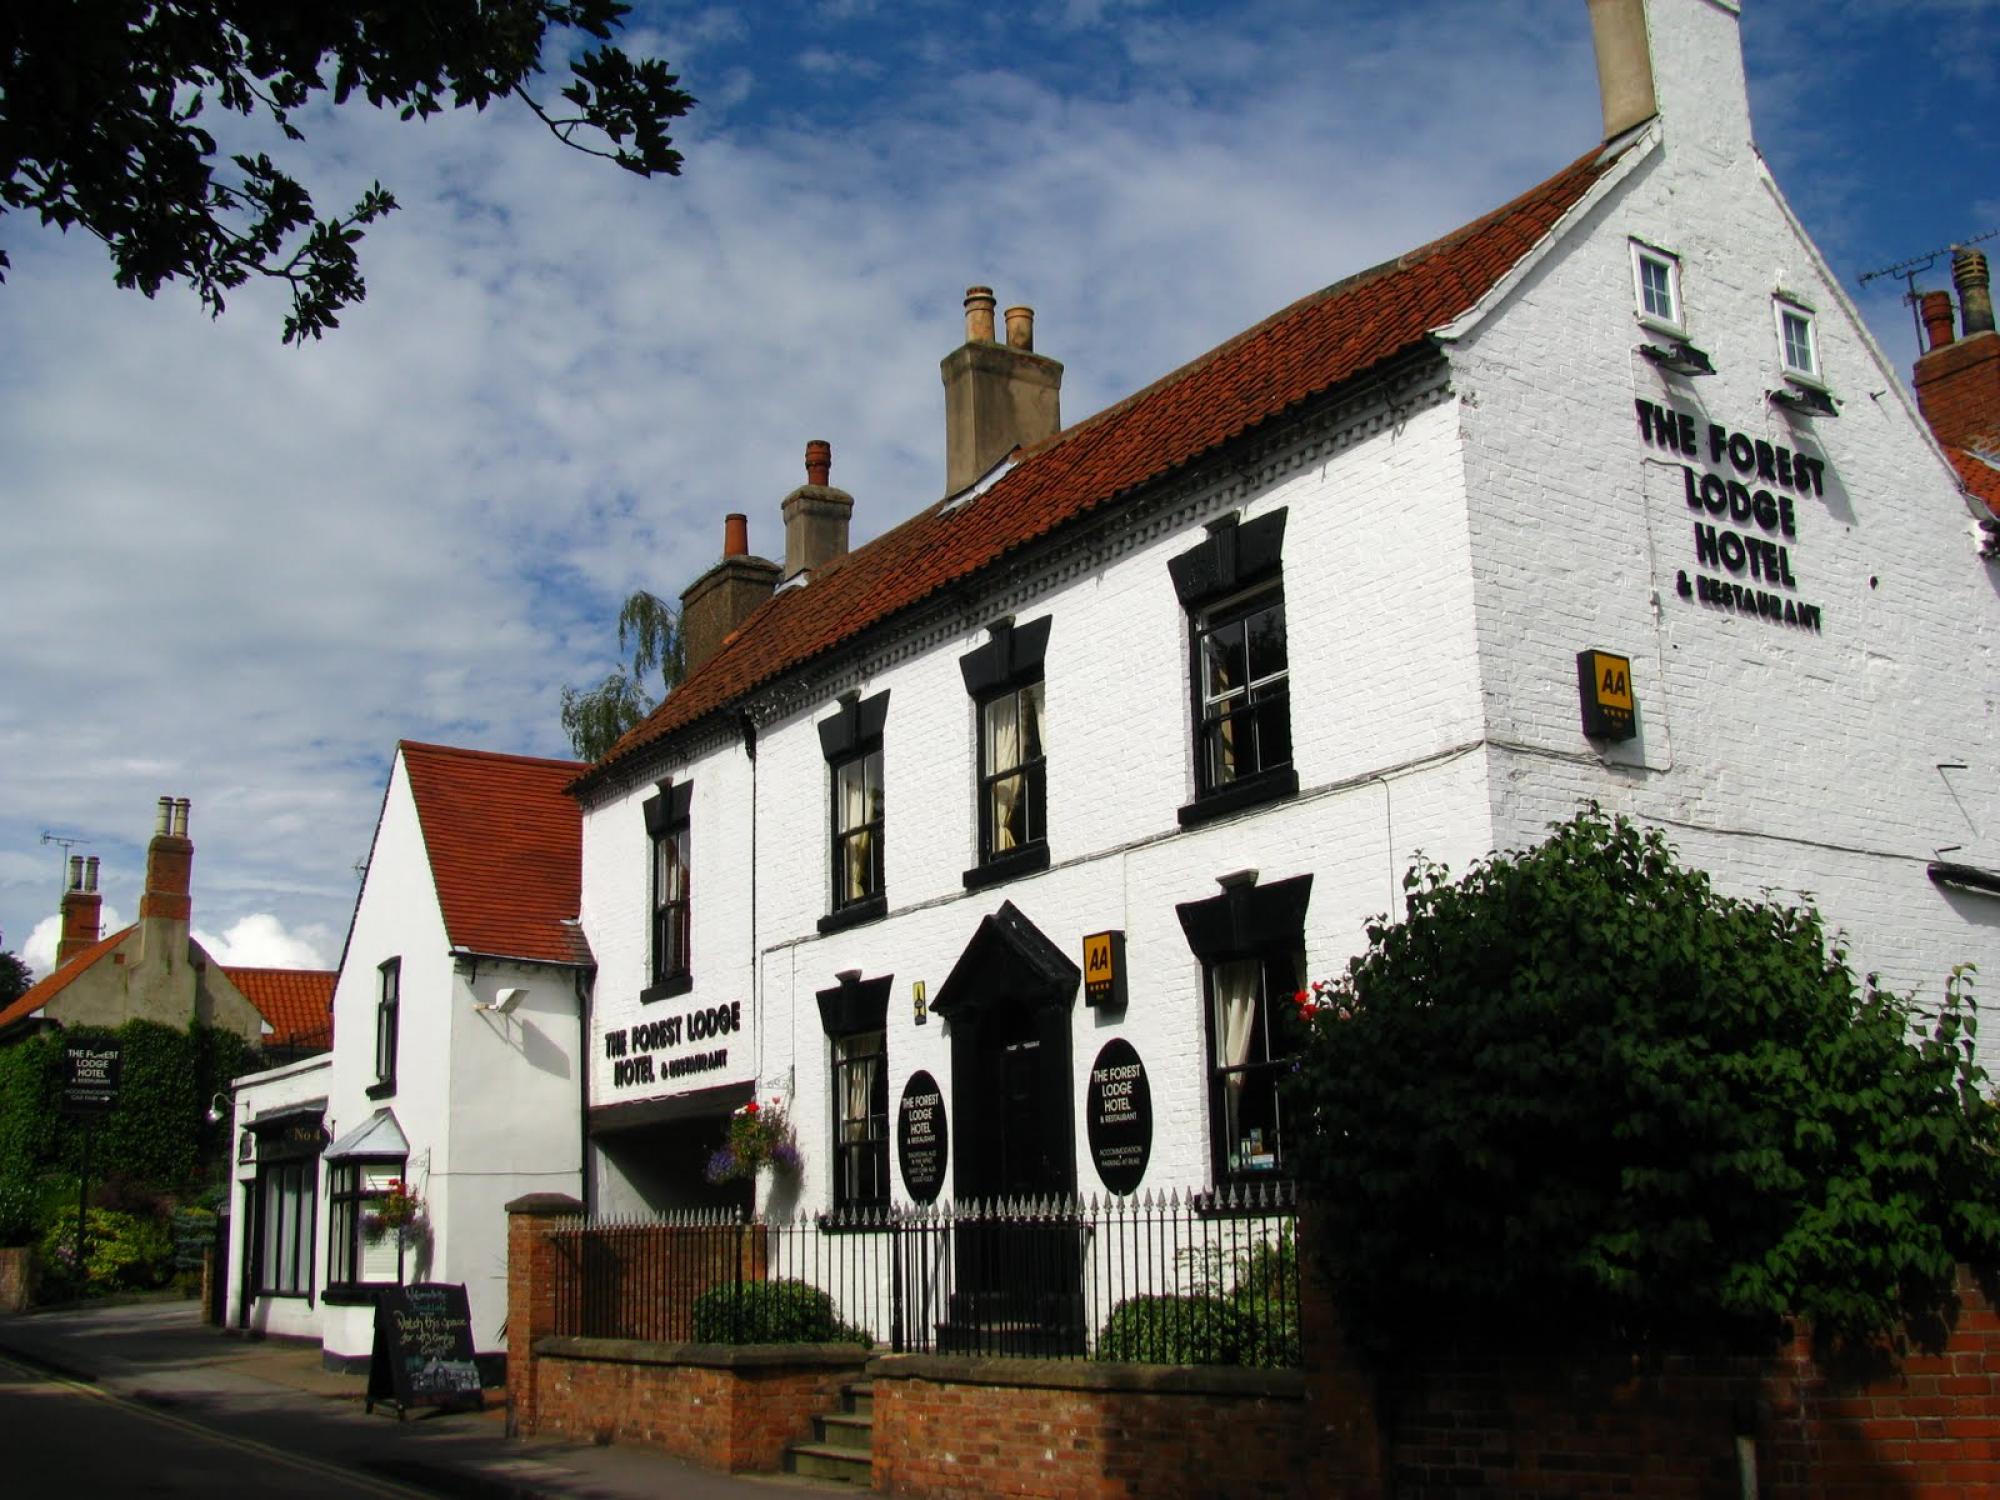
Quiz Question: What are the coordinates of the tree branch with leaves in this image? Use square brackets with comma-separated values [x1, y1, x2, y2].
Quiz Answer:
[560, 587, 684, 762]
[0, 2, 694, 342]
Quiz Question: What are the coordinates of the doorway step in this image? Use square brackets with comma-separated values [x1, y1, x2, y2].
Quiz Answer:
[783, 1379, 874, 1485]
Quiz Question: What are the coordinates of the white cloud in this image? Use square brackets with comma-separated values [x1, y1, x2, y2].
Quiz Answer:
[193, 914, 339, 972]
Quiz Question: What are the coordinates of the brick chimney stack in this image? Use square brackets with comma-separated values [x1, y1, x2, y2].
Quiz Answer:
[1914, 248, 2000, 457]
[941, 285, 1063, 496]
[780, 439, 854, 582]
[56, 854, 102, 966]
[679, 513, 781, 680]
[138, 795, 193, 966]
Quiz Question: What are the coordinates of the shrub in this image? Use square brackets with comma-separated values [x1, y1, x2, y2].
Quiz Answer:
[38, 1207, 174, 1297]
[1096, 1294, 1251, 1365]
[689, 1278, 871, 1346]
[1287, 807, 2000, 1359]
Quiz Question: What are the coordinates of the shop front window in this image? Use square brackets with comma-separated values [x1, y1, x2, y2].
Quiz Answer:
[326, 1159, 408, 1289]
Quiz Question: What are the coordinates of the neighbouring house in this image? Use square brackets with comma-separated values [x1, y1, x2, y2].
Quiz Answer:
[228, 741, 589, 1369]
[1912, 247, 2000, 528]
[564, 0, 2000, 1272]
[0, 797, 334, 1053]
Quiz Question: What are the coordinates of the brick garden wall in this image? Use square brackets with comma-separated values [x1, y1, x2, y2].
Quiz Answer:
[531, 1337, 866, 1472]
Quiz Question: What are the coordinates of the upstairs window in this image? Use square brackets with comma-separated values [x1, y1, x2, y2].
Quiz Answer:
[1776, 299, 1820, 382]
[643, 779, 694, 997]
[1631, 241, 1683, 330]
[1196, 586, 1290, 792]
[370, 958, 399, 1098]
[817, 691, 891, 930]
[959, 615, 1053, 888]
[1169, 509, 1296, 827]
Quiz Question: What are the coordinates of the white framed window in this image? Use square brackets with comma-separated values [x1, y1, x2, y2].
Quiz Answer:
[1630, 241, 1683, 331]
[1775, 299, 1820, 383]
[326, 1159, 407, 1289]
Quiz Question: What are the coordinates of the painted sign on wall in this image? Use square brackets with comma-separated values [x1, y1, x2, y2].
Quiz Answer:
[1086, 1039, 1152, 1196]
[603, 1001, 742, 1090]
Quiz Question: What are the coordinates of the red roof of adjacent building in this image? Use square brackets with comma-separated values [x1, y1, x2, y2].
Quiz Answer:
[1947, 446, 2000, 518]
[583, 140, 1625, 783]
[400, 741, 590, 966]
[224, 967, 336, 1051]
[0, 924, 135, 1034]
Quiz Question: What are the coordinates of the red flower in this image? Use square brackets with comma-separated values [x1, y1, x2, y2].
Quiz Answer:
[744, 1101, 760, 1115]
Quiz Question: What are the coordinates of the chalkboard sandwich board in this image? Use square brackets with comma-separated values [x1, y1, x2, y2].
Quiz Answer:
[366, 1282, 485, 1418]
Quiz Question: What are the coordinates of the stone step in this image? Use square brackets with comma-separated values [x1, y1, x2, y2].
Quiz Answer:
[842, 1380, 874, 1418]
[787, 1441, 873, 1486]
[815, 1411, 874, 1451]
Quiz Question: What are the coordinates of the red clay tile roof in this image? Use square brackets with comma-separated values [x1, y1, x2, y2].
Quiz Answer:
[401, 741, 590, 966]
[586, 141, 1625, 783]
[1948, 446, 2000, 518]
[224, 967, 336, 1051]
[0, 924, 135, 1034]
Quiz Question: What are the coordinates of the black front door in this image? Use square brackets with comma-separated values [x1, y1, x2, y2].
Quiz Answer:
[947, 992, 1083, 1353]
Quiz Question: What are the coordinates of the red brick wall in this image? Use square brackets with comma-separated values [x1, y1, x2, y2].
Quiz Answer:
[531, 1345, 860, 1471]
[872, 1370, 1322, 1499]
[1380, 1270, 2000, 1498]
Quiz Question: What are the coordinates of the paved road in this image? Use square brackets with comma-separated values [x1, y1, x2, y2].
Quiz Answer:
[0, 1298, 859, 1498]
[0, 1348, 431, 1497]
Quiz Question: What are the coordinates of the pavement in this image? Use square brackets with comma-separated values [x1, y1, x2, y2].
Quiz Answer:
[0, 1295, 864, 1498]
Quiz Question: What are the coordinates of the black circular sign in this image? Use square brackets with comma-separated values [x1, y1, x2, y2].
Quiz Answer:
[1087, 1039, 1152, 1196]
[897, 1070, 948, 1204]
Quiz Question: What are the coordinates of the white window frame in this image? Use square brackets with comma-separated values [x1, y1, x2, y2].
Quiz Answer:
[1630, 240, 1684, 334]
[1774, 297, 1823, 386]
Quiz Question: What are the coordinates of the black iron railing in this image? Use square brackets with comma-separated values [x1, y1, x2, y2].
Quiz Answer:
[546, 1182, 1300, 1367]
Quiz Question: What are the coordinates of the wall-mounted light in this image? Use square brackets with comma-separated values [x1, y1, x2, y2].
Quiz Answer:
[912, 980, 928, 1026]
[480, 986, 528, 1015]
[1639, 339, 1715, 376]
[205, 1092, 231, 1124]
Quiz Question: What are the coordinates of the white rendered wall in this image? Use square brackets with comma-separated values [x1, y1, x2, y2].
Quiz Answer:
[1447, 0, 2000, 1034]
[227, 1053, 332, 1341]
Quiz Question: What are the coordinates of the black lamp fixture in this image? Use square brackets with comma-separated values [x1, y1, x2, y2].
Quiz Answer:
[1769, 383, 1839, 418]
[1639, 338, 1716, 376]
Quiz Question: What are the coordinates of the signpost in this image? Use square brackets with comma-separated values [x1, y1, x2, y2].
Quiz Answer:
[59, 1042, 122, 1279]
[366, 1282, 484, 1418]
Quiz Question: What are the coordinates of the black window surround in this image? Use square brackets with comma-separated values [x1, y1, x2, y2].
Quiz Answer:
[642, 779, 694, 1003]
[1176, 873, 1312, 1187]
[324, 1156, 407, 1297]
[817, 970, 893, 1213]
[1170, 510, 1296, 827]
[818, 691, 890, 932]
[368, 958, 399, 1099]
[245, 1110, 323, 1302]
[960, 616, 1052, 889]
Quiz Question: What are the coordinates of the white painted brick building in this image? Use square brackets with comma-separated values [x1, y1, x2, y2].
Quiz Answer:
[574, 0, 2000, 1232]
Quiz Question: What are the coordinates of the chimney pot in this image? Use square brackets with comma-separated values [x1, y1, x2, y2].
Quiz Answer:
[84, 855, 99, 893]
[724, 512, 749, 557]
[172, 798, 190, 838]
[805, 439, 832, 488]
[67, 855, 83, 891]
[1955, 248, 1995, 337]
[1920, 290, 1958, 353]
[964, 286, 997, 344]
[1004, 306, 1035, 352]
[155, 796, 172, 835]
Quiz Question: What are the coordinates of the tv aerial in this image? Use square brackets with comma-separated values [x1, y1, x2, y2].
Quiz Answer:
[1860, 226, 2000, 347]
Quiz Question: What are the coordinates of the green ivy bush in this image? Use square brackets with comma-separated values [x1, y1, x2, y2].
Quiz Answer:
[689, 1278, 872, 1346]
[1286, 807, 2000, 1360]
[38, 1207, 174, 1297]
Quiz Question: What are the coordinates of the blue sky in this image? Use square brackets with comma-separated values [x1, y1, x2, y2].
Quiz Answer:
[1, 0, 1995, 978]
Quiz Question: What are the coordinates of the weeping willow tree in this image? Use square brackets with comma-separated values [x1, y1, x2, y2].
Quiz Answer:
[560, 590, 685, 762]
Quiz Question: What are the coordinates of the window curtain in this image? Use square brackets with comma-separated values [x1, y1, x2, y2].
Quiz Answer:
[842, 1050, 879, 1141]
[987, 693, 1022, 850]
[1213, 958, 1261, 1146]
[843, 763, 871, 900]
